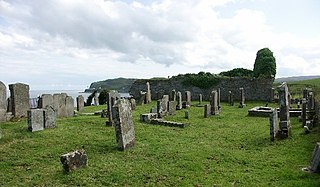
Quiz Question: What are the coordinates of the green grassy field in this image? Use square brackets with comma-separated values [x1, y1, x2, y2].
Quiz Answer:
[1, 101, 320, 186]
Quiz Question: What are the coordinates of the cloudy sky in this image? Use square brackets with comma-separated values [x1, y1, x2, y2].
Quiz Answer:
[0, 0, 319, 90]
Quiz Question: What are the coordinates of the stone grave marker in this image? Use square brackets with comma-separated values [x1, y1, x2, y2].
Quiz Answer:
[27, 109, 44, 132]
[76, 95, 84, 112]
[0, 81, 7, 122]
[308, 92, 315, 110]
[157, 95, 169, 118]
[112, 99, 135, 151]
[185, 91, 191, 106]
[168, 101, 177, 115]
[39, 94, 53, 109]
[94, 92, 99, 106]
[9, 83, 30, 118]
[239, 87, 245, 108]
[140, 113, 158, 123]
[302, 98, 307, 127]
[137, 91, 146, 105]
[217, 88, 221, 111]
[270, 108, 279, 141]
[277, 82, 291, 138]
[199, 94, 202, 105]
[60, 149, 88, 172]
[176, 91, 182, 110]
[146, 82, 152, 103]
[228, 91, 234, 106]
[107, 90, 120, 126]
[66, 96, 74, 117]
[204, 104, 211, 118]
[171, 89, 176, 101]
[210, 90, 219, 115]
[44, 105, 56, 128]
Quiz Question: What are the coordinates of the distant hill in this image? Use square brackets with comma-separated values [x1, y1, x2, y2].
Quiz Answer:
[85, 78, 137, 93]
[274, 75, 320, 83]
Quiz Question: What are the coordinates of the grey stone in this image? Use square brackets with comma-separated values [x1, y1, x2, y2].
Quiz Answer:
[149, 118, 185, 128]
[27, 109, 44, 132]
[44, 105, 56, 128]
[204, 104, 211, 118]
[171, 90, 176, 101]
[277, 82, 291, 138]
[146, 82, 152, 103]
[7, 97, 12, 112]
[0, 81, 6, 122]
[137, 91, 146, 105]
[55, 93, 67, 118]
[308, 92, 315, 110]
[76, 95, 84, 112]
[239, 87, 245, 108]
[199, 94, 202, 105]
[228, 91, 234, 106]
[140, 113, 157, 123]
[307, 143, 320, 173]
[157, 95, 169, 118]
[112, 99, 135, 151]
[39, 94, 53, 109]
[130, 98, 136, 110]
[217, 88, 221, 111]
[302, 98, 307, 127]
[168, 101, 176, 115]
[185, 91, 191, 106]
[94, 92, 99, 106]
[66, 96, 74, 117]
[9, 83, 30, 118]
[176, 91, 182, 110]
[60, 149, 88, 172]
[107, 90, 120, 126]
[185, 110, 189, 119]
[210, 90, 219, 115]
[270, 108, 279, 141]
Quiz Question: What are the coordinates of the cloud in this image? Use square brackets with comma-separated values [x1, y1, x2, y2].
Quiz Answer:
[0, 0, 320, 89]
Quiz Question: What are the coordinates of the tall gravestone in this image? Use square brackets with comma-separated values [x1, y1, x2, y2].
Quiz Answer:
[39, 94, 53, 109]
[157, 95, 169, 118]
[59, 93, 68, 118]
[308, 92, 315, 110]
[199, 94, 202, 105]
[270, 108, 279, 141]
[302, 98, 307, 127]
[228, 91, 234, 106]
[217, 88, 221, 111]
[239, 88, 245, 108]
[94, 92, 99, 106]
[146, 82, 152, 103]
[112, 99, 135, 151]
[76, 95, 84, 112]
[9, 83, 30, 118]
[210, 90, 219, 115]
[185, 91, 191, 106]
[168, 101, 176, 115]
[44, 105, 56, 128]
[0, 81, 7, 121]
[66, 96, 74, 117]
[27, 109, 44, 132]
[277, 82, 291, 138]
[53, 94, 60, 116]
[107, 90, 120, 126]
[176, 91, 182, 110]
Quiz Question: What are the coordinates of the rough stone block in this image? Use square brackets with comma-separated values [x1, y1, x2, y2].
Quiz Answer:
[140, 113, 157, 123]
[28, 109, 44, 132]
[44, 106, 56, 128]
[60, 149, 88, 172]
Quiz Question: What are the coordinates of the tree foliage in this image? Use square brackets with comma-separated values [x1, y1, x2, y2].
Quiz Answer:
[253, 48, 276, 78]
[182, 72, 221, 89]
[219, 68, 253, 77]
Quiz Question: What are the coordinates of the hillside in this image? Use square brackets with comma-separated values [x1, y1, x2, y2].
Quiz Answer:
[85, 78, 136, 93]
[274, 75, 320, 83]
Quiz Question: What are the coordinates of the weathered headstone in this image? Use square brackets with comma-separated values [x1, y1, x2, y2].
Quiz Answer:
[210, 90, 219, 115]
[130, 98, 136, 110]
[270, 108, 279, 141]
[303, 143, 320, 173]
[9, 83, 30, 118]
[204, 104, 211, 118]
[44, 105, 56, 128]
[76, 95, 84, 112]
[217, 88, 221, 111]
[0, 81, 7, 122]
[66, 96, 74, 117]
[112, 99, 135, 151]
[39, 94, 53, 109]
[176, 91, 182, 110]
[308, 92, 315, 110]
[199, 94, 202, 105]
[277, 82, 291, 138]
[228, 91, 234, 106]
[94, 92, 99, 106]
[157, 95, 169, 118]
[60, 149, 88, 172]
[146, 82, 152, 103]
[168, 101, 177, 115]
[185, 110, 189, 119]
[185, 91, 191, 106]
[171, 89, 176, 101]
[56, 93, 67, 118]
[27, 109, 44, 132]
[137, 91, 146, 105]
[302, 98, 307, 127]
[107, 90, 120, 126]
[239, 87, 245, 108]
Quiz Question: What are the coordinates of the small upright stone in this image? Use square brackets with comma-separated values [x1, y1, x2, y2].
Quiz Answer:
[210, 90, 219, 115]
[301, 98, 307, 127]
[176, 91, 182, 110]
[217, 88, 221, 111]
[204, 104, 211, 118]
[138, 91, 146, 105]
[198, 94, 203, 105]
[107, 90, 120, 126]
[0, 81, 7, 122]
[60, 150, 88, 172]
[146, 82, 152, 103]
[44, 106, 56, 128]
[168, 101, 177, 115]
[270, 108, 279, 141]
[94, 92, 99, 106]
[27, 109, 45, 132]
[239, 88, 245, 108]
[76, 95, 84, 112]
[112, 99, 135, 151]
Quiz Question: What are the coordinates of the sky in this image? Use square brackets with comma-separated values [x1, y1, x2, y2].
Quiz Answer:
[0, 0, 319, 90]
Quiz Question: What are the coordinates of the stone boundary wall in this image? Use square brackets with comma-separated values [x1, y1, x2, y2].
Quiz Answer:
[129, 77, 274, 102]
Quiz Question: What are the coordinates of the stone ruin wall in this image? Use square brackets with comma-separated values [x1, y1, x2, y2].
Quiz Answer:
[129, 77, 274, 102]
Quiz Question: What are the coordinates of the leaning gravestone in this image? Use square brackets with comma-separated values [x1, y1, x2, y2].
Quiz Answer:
[76, 95, 84, 112]
[27, 109, 44, 132]
[107, 90, 120, 126]
[39, 94, 53, 109]
[44, 105, 56, 128]
[270, 108, 279, 141]
[302, 98, 307, 127]
[0, 81, 7, 122]
[176, 91, 182, 110]
[9, 83, 30, 118]
[66, 96, 74, 117]
[60, 149, 88, 172]
[112, 99, 135, 151]
[277, 82, 291, 138]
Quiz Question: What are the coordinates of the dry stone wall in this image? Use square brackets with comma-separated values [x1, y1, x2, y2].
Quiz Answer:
[129, 77, 274, 102]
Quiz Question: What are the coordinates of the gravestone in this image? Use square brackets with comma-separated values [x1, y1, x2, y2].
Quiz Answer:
[130, 98, 136, 110]
[150, 107, 157, 113]
[94, 92, 99, 106]
[199, 94, 202, 105]
[308, 143, 320, 172]
[66, 96, 74, 117]
[76, 95, 84, 112]
[185, 91, 191, 106]
[0, 81, 7, 122]
[228, 91, 234, 106]
[308, 92, 315, 110]
[112, 99, 135, 151]
[270, 88, 275, 102]
[27, 109, 44, 132]
[157, 95, 169, 118]
[210, 90, 219, 115]
[204, 104, 211, 118]
[171, 89, 176, 101]
[302, 98, 307, 127]
[140, 113, 158, 123]
[217, 88, 221, 111]
[53, 93, 67, 118]
[60, 149, 88, 172]
[44, 105, 56, 128]
[137, 91, 146, 105]
[107, 90, 120, 126]
[185, 110, 189, 119]
[176, 91, 182, 110]
[270, 108, 279, 141]
[146, 82, 152, 103]
[39, 94, 53, 109]
[277, 82, 291, 138]
[168, 101, 177, 115]
[239, 88, 245, 108]
[9, 83, 30, 118]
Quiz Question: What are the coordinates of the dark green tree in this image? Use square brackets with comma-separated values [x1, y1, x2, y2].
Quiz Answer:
[98, 89, 110, 105]
[220, 68, 253, 77]
[85, 91, 96, 106]
[253, 48, 276, 78]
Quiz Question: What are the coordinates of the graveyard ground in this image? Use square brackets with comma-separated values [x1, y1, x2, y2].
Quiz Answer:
[1, 101, 320, 186]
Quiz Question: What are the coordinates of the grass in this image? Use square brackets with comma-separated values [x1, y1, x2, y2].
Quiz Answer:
[1, 101, 320, 186]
